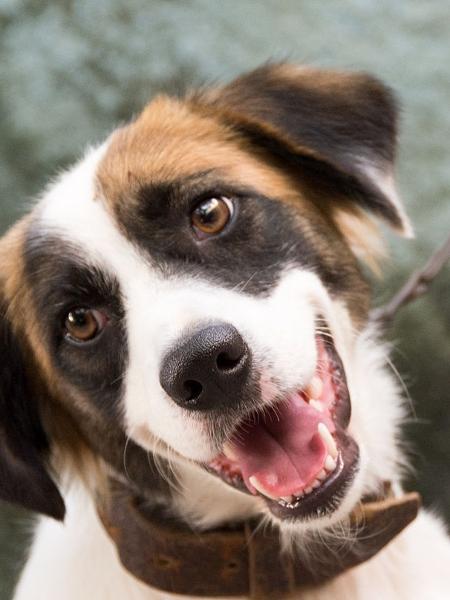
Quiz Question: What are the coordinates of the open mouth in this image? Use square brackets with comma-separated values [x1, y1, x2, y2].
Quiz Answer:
[207, 335, 360, 521]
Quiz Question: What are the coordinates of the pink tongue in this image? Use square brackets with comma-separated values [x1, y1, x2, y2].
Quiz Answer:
[229, 390, 335, 497]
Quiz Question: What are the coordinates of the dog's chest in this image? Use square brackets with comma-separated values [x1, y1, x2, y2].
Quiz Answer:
[14, 483, 450, 600]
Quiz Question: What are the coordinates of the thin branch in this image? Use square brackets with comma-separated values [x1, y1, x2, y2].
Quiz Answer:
[370, 233, 450, 327]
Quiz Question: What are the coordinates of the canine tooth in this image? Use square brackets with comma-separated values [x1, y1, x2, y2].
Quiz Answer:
[223, 442, 238, 461]
[308, 375, 323, 399]
[248, 476, 278, 500]
[304, 486, 313, 494]
[317, 423, 338, 459]
[324, 455, 337, 472]
[281, 495, 294, 503]
[309, 399, 324, 413]
[317, 469, 327, 481]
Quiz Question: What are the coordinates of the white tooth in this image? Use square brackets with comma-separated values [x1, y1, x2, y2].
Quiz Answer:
[317, 423, 338, 459]
[308, 376, 323, 399]
[309, 399, 324, 412]
[248, 476, 279, 501]
[304, 486, 313, 494]
[281, 495, 293, 503]
[317, 469, 327, 481]
[312, 479, 321, 488]
[223, 442, 238, 461]
[325, 455, 337, 472]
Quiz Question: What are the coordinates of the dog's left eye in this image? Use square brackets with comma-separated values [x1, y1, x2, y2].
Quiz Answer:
[191, 197, 234, 238]
[64, 308, 107, 343]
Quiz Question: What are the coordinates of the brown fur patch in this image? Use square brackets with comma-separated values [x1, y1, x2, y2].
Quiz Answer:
[96, 93, 372, 324]
[0, 218, 56, 381]
[333, 207, 387, 276]
[97, 95, 303, 212]
[0, 220, 106, 505]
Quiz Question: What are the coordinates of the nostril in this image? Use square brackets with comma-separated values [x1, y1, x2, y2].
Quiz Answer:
[216, 350, 245, 372]
[183, 380, 203, 402]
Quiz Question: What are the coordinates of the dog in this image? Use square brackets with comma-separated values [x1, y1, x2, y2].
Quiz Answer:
[1, 63, 450, 600]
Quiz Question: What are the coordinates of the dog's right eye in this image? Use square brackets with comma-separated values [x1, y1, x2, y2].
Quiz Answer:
[64, 308, 107, 343]
[191, 196, 234, 239]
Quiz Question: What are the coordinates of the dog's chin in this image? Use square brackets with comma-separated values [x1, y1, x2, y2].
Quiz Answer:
[202, 334, 361, 523]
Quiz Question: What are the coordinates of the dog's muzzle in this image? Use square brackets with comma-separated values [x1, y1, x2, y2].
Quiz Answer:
[159, 322, 363, 523]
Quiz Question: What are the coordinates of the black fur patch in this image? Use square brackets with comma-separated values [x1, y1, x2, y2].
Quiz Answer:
[18, 231, 174, 501]
[0, 298, 65, 520]
[23, 232, 127, 419]
[196, 63, 403, 229]
[114, 172, 363, 301]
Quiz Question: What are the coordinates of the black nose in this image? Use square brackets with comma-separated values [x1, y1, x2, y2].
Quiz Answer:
[159, 322, 251, 411]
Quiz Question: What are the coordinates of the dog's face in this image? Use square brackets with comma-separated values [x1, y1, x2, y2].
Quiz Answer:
[0, 65, 410, 528]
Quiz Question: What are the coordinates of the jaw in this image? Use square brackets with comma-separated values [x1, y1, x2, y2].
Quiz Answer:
[204, 333, 361, 524]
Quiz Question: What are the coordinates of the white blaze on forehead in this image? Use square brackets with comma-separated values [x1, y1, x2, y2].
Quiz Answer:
[38, 144, 146, 278]
[36, 145, 340, 462]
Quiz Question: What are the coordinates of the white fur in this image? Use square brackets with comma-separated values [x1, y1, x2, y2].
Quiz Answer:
[14, 146, 450, 598]
[354, 158, 414, 238]
[15, 478, 450, 600]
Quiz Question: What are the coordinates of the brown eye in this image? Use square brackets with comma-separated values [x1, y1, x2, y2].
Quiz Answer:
[64, 308, 107, 343]
[191, 197, 233, 238]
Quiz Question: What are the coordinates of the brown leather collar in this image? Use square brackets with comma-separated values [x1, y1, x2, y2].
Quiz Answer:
[97, 477, 420, 598]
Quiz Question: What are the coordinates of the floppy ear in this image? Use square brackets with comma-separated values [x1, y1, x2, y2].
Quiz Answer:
[0, 296, 65, 520]
[195, 63, 412, 237]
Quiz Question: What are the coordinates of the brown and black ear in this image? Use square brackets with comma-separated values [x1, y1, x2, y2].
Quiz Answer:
[0, 296, 65, 520]
[195, 63, 412, 236]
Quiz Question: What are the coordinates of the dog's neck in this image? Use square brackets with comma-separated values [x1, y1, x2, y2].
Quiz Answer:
[96, 474, 420, 598]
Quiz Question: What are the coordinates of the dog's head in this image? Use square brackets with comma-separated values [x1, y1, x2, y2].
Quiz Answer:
[0, 64, 410, 527]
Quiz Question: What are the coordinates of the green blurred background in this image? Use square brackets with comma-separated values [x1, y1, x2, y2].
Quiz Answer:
[0, 1, 449, 597]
